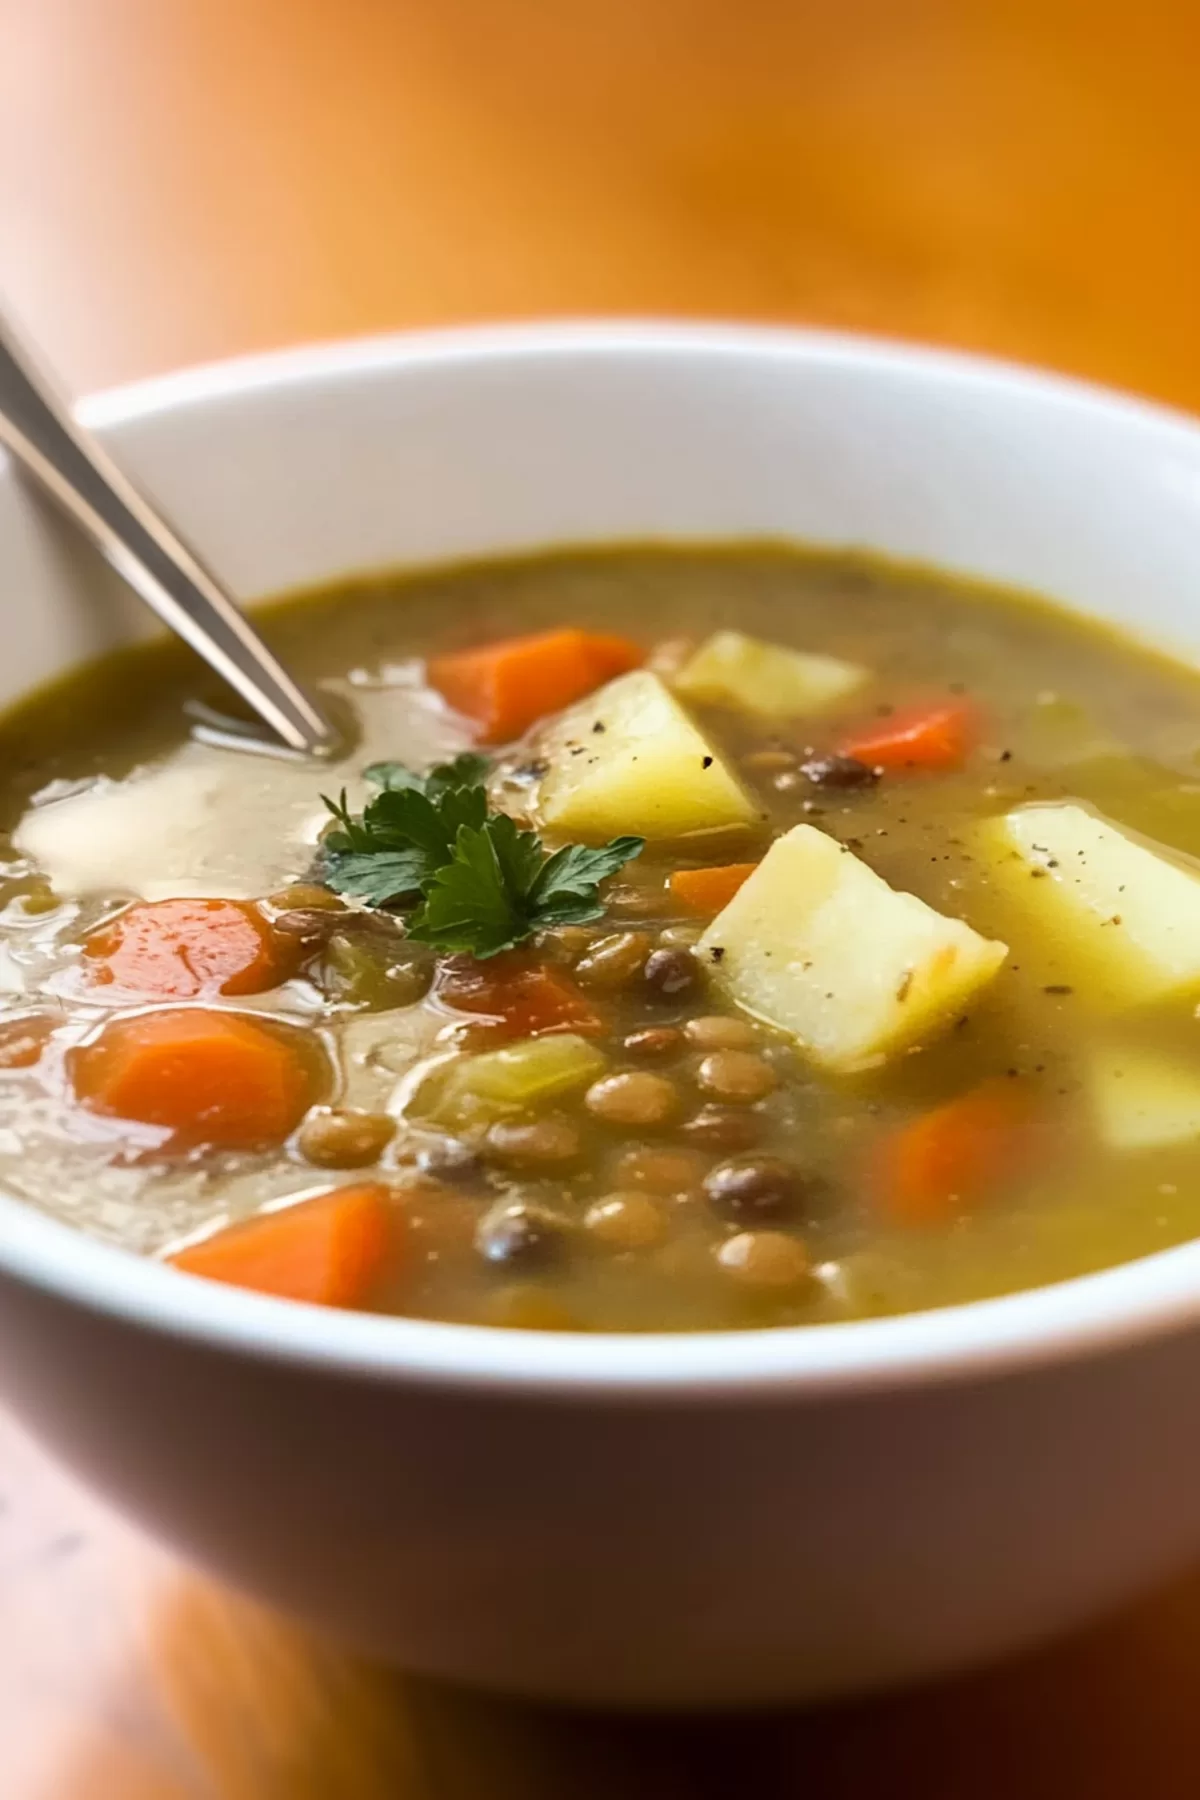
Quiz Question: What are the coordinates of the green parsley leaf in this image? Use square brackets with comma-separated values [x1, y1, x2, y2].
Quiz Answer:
[321, 757, 489, 904]
[360, 762, 425, 794]
[486, 811, 549, 900]
[321, 848, 432, 907]
[408, 825, 531, 958]
[363, 753, 489, 797]
[408, 817, 644, 958]
[423, 753, 491, 798]
[320, 755, 643, 952]
[522, 839, 646, 927]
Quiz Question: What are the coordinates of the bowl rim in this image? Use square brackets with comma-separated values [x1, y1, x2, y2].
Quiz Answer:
[7, 316, 1200, 1401]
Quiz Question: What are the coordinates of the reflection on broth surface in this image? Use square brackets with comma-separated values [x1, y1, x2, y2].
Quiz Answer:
[3, 544, 1200, 1330]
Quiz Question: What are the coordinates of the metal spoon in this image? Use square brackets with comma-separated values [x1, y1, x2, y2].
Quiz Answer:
[0, 307, 339, 759]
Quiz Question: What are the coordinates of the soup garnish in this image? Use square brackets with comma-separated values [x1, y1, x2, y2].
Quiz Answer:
[321, 755, 643, 956]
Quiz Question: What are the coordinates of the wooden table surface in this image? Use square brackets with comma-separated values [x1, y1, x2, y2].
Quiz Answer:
[4, 1, 1200, 1792]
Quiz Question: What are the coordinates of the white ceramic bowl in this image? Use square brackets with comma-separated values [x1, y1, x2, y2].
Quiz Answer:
[5, 324, 1200, 1709]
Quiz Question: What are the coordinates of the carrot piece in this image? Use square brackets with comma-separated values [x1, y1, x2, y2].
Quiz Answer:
[669, 863, 759, 914]
[841, 702, 977, 773]
[427, 629, 643, 743]
[70, 1009, 321, 1148]
[876, 1080, 1034, 1227]
[168, 1183, 394, 1307]
[437, 954, 604, 1038]
[83, 898, 297, 999]
[0, 1013, 54, 1069]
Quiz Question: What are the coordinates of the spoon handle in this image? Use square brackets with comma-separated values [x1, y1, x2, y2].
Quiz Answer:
[0, 311, 339, 757]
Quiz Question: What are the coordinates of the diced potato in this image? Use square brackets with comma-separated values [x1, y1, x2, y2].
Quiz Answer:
[977, 802, 1200, 1005]
[1088, 1043, 1200, 1150]
[408, 1033, 608, 1131]
[537, 671, 760, 841]
[673, 630, 867, 719]
[699, 824, 1007, 1072]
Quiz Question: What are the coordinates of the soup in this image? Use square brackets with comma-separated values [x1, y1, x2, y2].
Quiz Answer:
[4, 544, 1200, 1332]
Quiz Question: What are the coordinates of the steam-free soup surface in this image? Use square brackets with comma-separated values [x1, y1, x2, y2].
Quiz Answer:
[4, 545, 1200, 1331]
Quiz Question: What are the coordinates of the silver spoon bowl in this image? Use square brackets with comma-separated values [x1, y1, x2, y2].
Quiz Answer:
[0, 308, 339, 759]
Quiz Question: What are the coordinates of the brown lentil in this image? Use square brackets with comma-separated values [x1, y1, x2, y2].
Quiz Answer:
[416, 1136, 484, 1184]
[703, 1155, 804, 1222]
[585, 1070, 682, 1129]
[483, 1113, 583, 1168]
[715, 1231, 812, 1289]
[614, 1144, 710, 1196]
[268, 882, 347, 914]
[534, 924, 600, 965]
[623, 1025, 684, 1059]
[656, 923, 703, 950]
[799, 753, 880, 790]
[695, 1049, 778, 1104]
[680, 1106, 763, 1152]
[584, 1191, 669, 1250]
[271, 907, 345, 941]
[643, 946, 701, 1002]
[574, 931, 650, 989]
[296, 1107, 396, 1169]
[476, 1201, 573, 1267]
[683, 1014, 760, 1051]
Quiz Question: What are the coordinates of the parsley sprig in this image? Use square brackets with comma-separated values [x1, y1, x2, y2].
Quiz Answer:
[321, 756, 643, 958]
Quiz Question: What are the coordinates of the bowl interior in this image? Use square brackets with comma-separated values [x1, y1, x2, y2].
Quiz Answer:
[5, 321, 1200, 1390]
[9, 324, 1200, 709]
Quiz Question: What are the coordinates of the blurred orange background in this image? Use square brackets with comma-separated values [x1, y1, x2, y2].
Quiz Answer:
[4, 0, 1200, 406]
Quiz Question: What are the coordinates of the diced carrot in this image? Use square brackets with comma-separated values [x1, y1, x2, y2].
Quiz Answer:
[168, 1183, 394, 1307]
[841, 702, 978, 773]
[0, 1013, 54, 1069]
[875, 1079, 1034, 1227]
[83, 899, 297, 999]
[70, 1009, 322, 1148]
[669, 863, 759, 914]
[437, 954, 604, 1038]
[427, 629, 643, 743]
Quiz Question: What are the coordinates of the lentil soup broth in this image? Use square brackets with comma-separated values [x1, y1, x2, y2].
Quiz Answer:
[3, 544, 1200, 1331]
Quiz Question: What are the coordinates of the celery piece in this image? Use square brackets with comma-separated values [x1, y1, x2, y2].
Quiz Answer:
[411, 1033, 608, 1130]
[321, 931, 434, 1011]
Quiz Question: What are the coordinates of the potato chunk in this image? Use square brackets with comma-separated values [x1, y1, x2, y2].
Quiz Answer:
[698, 825, 1007, 1071]
[673, 630, 867, 718]
[537, 671, 759, 842]
[978, 802, 1200, 1005]
[1088, 1043, 1200, 1150]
